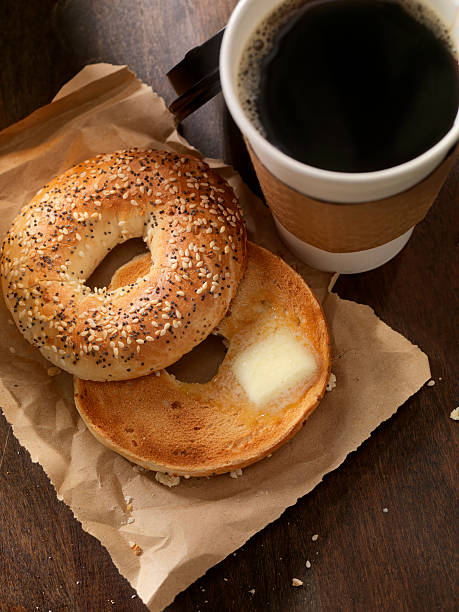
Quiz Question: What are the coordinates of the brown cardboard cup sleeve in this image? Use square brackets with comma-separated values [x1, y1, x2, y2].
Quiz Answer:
[247, 142, 458, 253]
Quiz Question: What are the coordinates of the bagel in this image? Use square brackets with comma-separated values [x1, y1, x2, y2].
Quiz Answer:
[1, 149, 246, 380]
[74, 243, 330, 476]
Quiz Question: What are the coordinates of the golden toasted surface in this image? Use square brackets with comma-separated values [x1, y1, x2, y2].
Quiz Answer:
[1, 149, 246, 380]
[74, 242, 330, 476]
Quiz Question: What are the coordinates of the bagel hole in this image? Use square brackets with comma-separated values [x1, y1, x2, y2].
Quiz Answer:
[86, 238, 149, 291]
[166, 334, 228, 384]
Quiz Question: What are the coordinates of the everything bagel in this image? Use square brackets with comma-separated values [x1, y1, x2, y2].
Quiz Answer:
[1, 149, 247, 380]
[75, 243, 330, 476]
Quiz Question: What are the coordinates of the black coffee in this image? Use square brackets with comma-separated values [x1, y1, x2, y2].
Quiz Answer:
[238, 0, 459, 173]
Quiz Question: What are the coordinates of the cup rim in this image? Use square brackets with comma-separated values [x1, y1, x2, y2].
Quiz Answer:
[220, 0, 459, 185]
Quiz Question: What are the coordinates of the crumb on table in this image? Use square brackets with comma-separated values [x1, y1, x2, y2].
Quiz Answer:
[292, 578, 303, 587]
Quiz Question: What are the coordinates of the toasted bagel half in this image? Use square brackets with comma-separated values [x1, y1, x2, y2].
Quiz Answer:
[74, 242, 330, 476]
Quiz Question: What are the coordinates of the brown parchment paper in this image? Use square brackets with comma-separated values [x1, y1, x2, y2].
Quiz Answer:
[0, 64, 431, 611]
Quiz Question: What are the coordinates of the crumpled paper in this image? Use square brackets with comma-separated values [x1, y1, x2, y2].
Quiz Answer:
[0, 64, 430, 611]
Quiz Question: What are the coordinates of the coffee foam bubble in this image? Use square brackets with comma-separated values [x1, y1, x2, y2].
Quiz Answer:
[237, 0, 458, 136]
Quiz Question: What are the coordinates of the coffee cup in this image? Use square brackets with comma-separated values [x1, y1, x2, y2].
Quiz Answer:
[170, 0, 459, 273]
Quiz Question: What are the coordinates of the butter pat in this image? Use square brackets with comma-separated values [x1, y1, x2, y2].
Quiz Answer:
[233, 328, 316, 406]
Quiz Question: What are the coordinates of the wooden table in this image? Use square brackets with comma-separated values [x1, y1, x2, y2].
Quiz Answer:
[0, 1, 457, 610]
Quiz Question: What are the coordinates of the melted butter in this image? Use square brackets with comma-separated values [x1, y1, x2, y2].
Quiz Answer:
[232, 327, 317, 407]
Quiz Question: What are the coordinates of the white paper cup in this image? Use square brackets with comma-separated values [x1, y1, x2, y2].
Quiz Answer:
[220, 0, 459, 273]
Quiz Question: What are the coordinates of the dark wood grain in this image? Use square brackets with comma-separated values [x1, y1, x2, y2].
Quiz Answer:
[0, 1, 457, 610]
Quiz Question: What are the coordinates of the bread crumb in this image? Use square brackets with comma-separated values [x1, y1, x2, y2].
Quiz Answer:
[426, 379, 435, 387]
[292, 578, 303, 587]
[230, 468, 243, 479]
[450, 408, 459, 421]
[382, 507, 389, 513]
[130, 543, 142, 556]
[249, 589, 255, 595]
[312, 534, 319, 541]
[326, 373, 336, 392]
[306, 560, 311, 568]
[155, 472, 180, 487]
[47, 366, 61, 376]
[9, 346, 16, 354]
